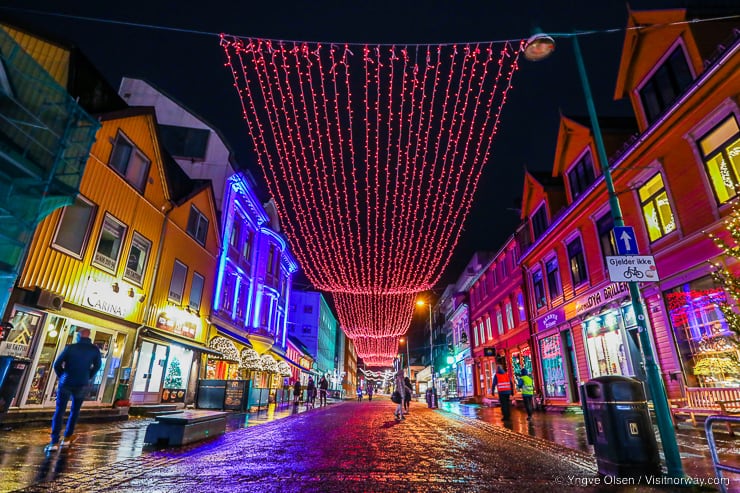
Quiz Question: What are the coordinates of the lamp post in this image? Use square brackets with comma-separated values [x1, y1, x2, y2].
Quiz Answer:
[416, 299, 436, 407]
[523, 33, 684, 478]
[399, 337, 411, 379]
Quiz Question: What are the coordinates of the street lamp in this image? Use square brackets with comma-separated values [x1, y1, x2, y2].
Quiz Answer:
[523, 32, 684, 478]
[399, 337, 411, 379]
[416, 299, 436, 407]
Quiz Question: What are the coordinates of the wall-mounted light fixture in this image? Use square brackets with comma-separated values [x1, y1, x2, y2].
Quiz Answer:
[111, 282, 119, 293]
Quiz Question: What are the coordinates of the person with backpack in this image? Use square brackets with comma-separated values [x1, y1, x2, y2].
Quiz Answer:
[318, 375, 329, 406]
[517, 368, 535, 421]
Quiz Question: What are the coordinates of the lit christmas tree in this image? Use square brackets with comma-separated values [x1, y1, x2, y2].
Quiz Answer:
[164, 357, 183, 388]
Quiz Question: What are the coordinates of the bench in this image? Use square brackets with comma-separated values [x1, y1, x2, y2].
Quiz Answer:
[144, 410, 227, 447]
[670, 387, 740, 436]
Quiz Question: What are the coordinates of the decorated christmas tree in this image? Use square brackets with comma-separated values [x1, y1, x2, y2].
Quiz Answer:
[164, 357, 183, 388]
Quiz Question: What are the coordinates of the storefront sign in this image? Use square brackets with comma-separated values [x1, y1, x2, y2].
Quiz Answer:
[606, 256, 660, 282]
[83, 279, 135, 319]
[574, 282, 629, 316]
[162, 388, 186, 403]
[156, 308, 198, 339]
[536, 306, 566, 332]
[0, 341, 27, 357]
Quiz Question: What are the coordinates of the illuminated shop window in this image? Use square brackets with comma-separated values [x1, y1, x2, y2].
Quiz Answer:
[539, 334, 567, 398]
[638, 173, 676, 242]
[698, 116, 740, 205]
[92, 213, 127, 274]
[666, 278, 740, 388]
[584, 311, 632, 378]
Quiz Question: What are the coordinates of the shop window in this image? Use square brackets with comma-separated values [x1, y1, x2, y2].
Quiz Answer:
[496, 310, 504, 335]
[596, 212, 617, 258]
[567, 151, 596, 201]
[584, 311, 632, 378]
[638, 45, 694, 125]
[539, 333, 567, 398]
[168, 260, 188, 303]
[638, 173, 676, 242]
[52, 195, 96, 258]
[546, 257, 562, 299]
[92, 213, 127, 274]
[124, 232, 151, 286]
[666, 278, 740, 388]
[189, 272, 205, 312]
[109, 132, 150, 192]
[698, 115, 740, 205]
[505, 302, 515, 330]
[186, 205, 209, 246]
[163, 345, 194, 396]
[532, 270, 546, 309]
[531, 205, 548, 240]
[567, 237, 588, 287]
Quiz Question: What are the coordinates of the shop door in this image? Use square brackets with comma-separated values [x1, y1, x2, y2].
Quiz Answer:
[131, 341, 169, 404]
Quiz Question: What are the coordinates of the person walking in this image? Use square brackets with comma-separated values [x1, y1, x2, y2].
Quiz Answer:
[318, 375, 329, 406]
[491, 365, 513, 422]
[306, 377, 316, 408]
[366, 383, 373, 401]
[517, 368, 535, 421]
[45, 328, 102, 452]
[293, 379, 302, 405]
[393, 369, 406, 421]
[403, 376, 413, 414]
[356, 385, 363, 402]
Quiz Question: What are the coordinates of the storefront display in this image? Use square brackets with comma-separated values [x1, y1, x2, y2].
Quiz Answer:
[583, 310, 632, 378]
[510, 346, 532, 378]
[539, 334, 567, 398]
[667, 281, 740, 388]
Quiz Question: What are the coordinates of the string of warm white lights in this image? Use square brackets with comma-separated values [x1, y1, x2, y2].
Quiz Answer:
[222, 36, 520, 365]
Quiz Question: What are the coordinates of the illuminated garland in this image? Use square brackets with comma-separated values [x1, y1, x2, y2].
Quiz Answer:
[708, 205, 740, 343]
[209, 336, 240, 362]
[222, 36, 520, 364]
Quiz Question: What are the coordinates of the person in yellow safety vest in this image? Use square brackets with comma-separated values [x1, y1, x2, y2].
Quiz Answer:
[491, 365, 512, 421]
[517, 368, 535, 421]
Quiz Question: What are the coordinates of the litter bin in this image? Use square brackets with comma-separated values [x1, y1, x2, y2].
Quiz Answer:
[581, 375, 660, 477]
[0, 356, 29, 418]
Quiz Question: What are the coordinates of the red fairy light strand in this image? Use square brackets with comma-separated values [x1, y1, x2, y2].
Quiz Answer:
[221, 36, 519, 363]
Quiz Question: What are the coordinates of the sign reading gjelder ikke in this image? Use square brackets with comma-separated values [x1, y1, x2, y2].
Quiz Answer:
[606, 255, 660, 283]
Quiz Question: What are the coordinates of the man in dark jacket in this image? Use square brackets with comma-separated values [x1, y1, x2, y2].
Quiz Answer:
[318, 375, 329, 406]
[46, 328, 102, 452]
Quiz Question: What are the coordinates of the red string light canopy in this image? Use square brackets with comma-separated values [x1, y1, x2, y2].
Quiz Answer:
[222, 35, 520, 366]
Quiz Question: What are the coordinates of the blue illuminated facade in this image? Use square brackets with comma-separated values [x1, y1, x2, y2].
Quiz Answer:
[212, 173, 298, 358]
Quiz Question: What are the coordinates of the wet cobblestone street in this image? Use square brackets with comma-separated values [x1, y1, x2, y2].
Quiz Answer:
[5, 400, 721, 493]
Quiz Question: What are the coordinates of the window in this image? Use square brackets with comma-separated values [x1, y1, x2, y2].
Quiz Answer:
[638, 173, 676, 242]
[109, 133, 150, 191]
[168, 260, 188, 303]
[505, 302, 514, 329]
[639, 46, 694, 125]
[479, 321, 486, 343]
[698, 116, 740, 205]
[532, 270, 546, 309]
[531, 205, 548, 240]
[92, 213, 127, 273]
[229, 219, 240, 250]
[546, 258, 562, 299]
[640, 46, 693, 123]
[303, 305, 313, 314]
[567, 152, 596, 200]
[473, 323, 479, 346]
[567, 237, 588, 287]
[242, 230, 254, 264]
[189, 272, 205, 311]
[496, 310, 504, 335]
[124, 232, 151, 286]
[517, 292, 527, 322]
[159, 124, 210, 160]
[221, 273, 235, 313]
[596, 212, 617, 258]
[485, 316, 492, 339]
[186, 206, 209, 246]
[302, 325, 312, 334]
[52, 195, 96, 258]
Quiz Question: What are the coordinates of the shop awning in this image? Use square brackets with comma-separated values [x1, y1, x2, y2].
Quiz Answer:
[213, 323, 253, 348]
[141, 327, 223, 357]
[269, 350, 311, 373]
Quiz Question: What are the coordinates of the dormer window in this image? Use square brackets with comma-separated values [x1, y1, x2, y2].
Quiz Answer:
[567, 151, 596, 200]
[531, 205, 548, 240]
[638, 46, 693, 125]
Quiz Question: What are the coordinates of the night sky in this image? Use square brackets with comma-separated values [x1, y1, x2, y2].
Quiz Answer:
[2, 1, 689, 315]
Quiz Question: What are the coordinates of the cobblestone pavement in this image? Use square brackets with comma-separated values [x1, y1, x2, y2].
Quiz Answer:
[9, 400, 723, 493]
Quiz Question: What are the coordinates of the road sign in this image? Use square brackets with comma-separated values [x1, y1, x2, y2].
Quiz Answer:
[614, 226, 638, 255]
[606, 256, 660, 282]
